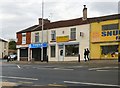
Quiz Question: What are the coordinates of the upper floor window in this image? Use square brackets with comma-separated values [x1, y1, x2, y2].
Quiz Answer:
[22, 33, 26, 44]
[51, 30, 56, 41]
[102, 23, 119, 30]
[70, 28, 76, 40]
[35, 32, 39, 43]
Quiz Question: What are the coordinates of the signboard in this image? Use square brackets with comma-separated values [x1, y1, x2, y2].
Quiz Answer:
[29, 43, 48, 48]
[91, 29, 120, 42]
[56, 36, 69, 43]
[16, 44, 28, 48]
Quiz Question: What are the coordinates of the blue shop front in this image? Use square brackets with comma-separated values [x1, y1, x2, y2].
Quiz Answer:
[29, 43, 48, 61]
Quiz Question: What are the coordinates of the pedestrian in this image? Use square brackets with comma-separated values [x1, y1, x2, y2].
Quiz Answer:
[84, 49, 87, 62]
[86, 48, 90, 61]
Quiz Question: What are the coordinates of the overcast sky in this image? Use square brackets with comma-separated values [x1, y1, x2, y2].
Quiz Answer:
[0, 0, 119, 40]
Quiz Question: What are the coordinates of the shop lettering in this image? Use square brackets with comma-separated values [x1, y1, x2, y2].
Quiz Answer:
[116, 36, 120, 40]
[102, 30, 120, 36]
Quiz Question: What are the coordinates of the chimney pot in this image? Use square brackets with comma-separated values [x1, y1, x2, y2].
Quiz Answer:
[83, 5, 87, 21]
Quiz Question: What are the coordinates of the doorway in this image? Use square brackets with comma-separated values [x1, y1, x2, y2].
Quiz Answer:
[58, 45, 64, 61]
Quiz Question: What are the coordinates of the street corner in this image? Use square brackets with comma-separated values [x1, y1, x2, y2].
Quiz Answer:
[0, 82, 18, 88]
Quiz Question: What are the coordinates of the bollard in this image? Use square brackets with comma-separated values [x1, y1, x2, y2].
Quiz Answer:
[78, 54, 80, 62]
[118, 53, 120, 62]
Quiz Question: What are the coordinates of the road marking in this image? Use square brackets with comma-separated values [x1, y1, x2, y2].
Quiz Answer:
[48, 84, 66, 87]
[1, 76, 38, 81]
[72, 66, 85, 68]
[17, 65, 21, 68]
[64, 81, 120, 87]
[18, 81, 33, 84]
[54, 68, 74, 71]
[88, 66, 118, 71]
[35, 67, 74, 71]
[96, 70, 111, 72]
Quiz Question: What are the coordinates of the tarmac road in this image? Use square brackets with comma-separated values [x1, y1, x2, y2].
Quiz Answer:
[1, 60, 119, 88]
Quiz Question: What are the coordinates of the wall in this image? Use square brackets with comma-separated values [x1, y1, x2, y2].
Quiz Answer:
[16, 33, 22, 45]
[31, 30, 48, 43]
[48, 24, 90, 61]
[0, 40, 8, 58]
[90, 19, 119, 59]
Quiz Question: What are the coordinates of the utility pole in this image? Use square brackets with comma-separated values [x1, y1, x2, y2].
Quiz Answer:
[118, 2, 120, 62]
[41, 0, 44, 61]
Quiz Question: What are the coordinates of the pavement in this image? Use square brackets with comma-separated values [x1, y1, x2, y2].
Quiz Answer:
[4, 59, 119, 67]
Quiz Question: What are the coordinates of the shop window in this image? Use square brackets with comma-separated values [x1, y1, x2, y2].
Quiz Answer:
[102, 23, 119, 30]
[65, 44, 79, 56]
[35, 32, 39, 43]
[101, 45, 118, 57]
[51, 46, 56, 57]
[70, 28, 76, 40]
[51, 30, 56, 41]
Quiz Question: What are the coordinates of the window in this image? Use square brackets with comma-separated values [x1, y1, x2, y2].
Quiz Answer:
[101, 45, 118, 57]
[70, 28, 76, 40]
[65, 44, 79, 56]
[51, 46, 55, 57]
[102, 23, 119, 30]
[51, 30, 56, 41]
[35, 32, 39, 43]
[22, 33, 26, 44]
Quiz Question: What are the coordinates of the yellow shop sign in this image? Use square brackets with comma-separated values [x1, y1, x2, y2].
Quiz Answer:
[91, 30, 120, 42]
[56, 36, 69, 42]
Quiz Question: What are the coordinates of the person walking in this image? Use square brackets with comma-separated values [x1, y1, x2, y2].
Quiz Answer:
[84, 49, 87, 62]
[86, 48, 90, 61]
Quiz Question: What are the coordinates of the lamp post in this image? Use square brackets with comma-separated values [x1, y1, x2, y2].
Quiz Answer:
[41, 0, 44, 61]
[118, 2, 120, 62]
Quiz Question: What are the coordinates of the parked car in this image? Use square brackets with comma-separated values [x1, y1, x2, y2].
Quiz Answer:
[8, 54, 17, 61]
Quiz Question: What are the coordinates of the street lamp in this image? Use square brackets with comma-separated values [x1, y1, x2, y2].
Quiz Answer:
[41, 0, 44, 61]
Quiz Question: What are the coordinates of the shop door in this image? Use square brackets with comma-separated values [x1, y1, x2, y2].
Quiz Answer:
[58, 45, 64, 61]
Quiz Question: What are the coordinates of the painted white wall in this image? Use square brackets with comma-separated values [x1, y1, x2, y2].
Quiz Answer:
[0, 40, 8, 58]
[48, 24, 90, 61]
[31, 30, 48, 44]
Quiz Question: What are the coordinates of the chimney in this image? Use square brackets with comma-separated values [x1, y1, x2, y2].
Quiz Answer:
[38, 18, 50, 26]
[83, 5, 87, 20]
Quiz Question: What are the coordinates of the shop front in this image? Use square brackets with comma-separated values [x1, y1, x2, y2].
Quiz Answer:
[91, 20, 119, 59]
[29, 43, 48, 61]
[17, 44, 29, 61]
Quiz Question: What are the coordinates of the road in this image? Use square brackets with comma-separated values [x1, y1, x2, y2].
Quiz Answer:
[1, 61, 119, 88]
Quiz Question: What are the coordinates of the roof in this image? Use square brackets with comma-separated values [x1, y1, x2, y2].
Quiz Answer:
[17, 14, 120, 33]
[0, 37, 8, 42]
[16, 25, 38, 33]
[88, 14, 120, 23]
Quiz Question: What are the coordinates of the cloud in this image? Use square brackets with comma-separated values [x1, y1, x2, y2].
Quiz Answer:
[89, 2, 118, 17]
[0, 0, 119, 39]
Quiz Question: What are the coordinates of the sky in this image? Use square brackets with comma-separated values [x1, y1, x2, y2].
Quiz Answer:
[0, 0, 119, 40]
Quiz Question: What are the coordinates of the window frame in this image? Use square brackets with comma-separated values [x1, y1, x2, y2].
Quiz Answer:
[35, 32, 39, 43]
[65, 44, 79, 57]
[50, 45, 56, 57]
[70, 28, 76, 40]
[102, 23, 119, 30]
[51, 30, 56, 41]
[22, 33, 26, 44]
